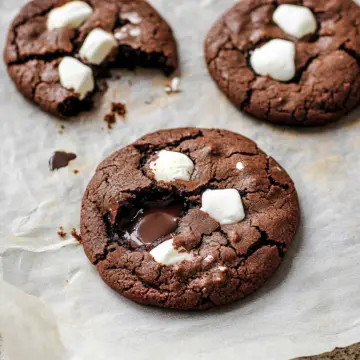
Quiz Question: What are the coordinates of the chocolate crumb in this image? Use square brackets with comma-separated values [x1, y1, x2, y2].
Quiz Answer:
[49, 151, 77, 171]
[71, 228, 82, 243]
[104, 112, 116, 129]
[111, 102, 127, 118]
[73, 169, 79, 174]
[98, 79, 109, 93]
[57, 226, 67, 239]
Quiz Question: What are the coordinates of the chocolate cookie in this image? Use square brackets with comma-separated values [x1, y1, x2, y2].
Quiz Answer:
[4, 0, 178, 117]
[205, 0, 360, 126]
[80, 128, 300, 310]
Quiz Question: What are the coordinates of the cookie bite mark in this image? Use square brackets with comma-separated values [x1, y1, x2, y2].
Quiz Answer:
[4, 0, 179, 117]
[47, 1, 93, 30]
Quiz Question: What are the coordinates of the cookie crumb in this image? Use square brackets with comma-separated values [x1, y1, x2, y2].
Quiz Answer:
[71, 228, 82, 243]
[57, 226, 67, 239]
[104, 112, 116, 129]
[98, 79, 109, 93]
[165, 77, 181, 94]
[111, 102, 127, 118]
[73, 169, 79, 174]
[60, 125, 65, 130]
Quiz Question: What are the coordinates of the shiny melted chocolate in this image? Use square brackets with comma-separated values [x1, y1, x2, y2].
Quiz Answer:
[123, 203, 182, 247]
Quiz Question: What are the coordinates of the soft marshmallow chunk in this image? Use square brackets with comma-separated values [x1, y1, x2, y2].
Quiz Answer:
[79, 28, 117, 65]
[47, 1, 93, 30]
[150, 150, 194, 182]
[236, 162, 244, 170]
[58, 57, 94, 99]
[200, 189, 245, 225]
[250, 39, 296, 82]
[150, 239, 193, 266]
[273, 4, 317, 39]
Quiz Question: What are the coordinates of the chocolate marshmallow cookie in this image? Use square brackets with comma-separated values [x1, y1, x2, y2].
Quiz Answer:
[4, 0, 178, 117]
[81, 128, 300, 310]
[205, 0, 360, 126]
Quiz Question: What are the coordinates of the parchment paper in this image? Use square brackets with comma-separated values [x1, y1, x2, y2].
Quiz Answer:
[1, 0, 360, 359]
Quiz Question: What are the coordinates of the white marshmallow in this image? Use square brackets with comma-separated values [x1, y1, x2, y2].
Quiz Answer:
[150, 239, 193, 266]
[79, 28, 117, 65]
[58, 57, 94, 99]
[115, 29, 128, 40]
[250, 39, 296, 82]
[150, 150, 194, 182]
[200, 189, 245, 225]
[122, 12, 142, 24]
[47, 1, 93, 30]
[236, 162, 244, 170]
[129, 27, 141, 37]
[273, 4, 317, 39]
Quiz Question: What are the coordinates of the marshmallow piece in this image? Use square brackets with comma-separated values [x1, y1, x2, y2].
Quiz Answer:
[150, 239, 193, 266]
[150, 150, 194, 182]
[58, 57, 94, 99]
[273, 4, 317, 39]
[47, 1, 93, 30]
[250, 39, 296, 82]
[236, 162, 244, 170]
[122, 12, 142, 24]
[79, 28, 117, 65]
[200, 189, 245, 225]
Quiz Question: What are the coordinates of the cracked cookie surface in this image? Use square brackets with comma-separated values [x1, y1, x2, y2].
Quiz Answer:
[4, 0, 178, 117]
[205, 0, 360, 126]
[80, 128, 300, 310]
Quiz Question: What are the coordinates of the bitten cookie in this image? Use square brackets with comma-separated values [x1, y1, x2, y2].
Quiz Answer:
[4, 0, 178, 117]
[205, 0, 360, 126]
[80, 128, 300, 310]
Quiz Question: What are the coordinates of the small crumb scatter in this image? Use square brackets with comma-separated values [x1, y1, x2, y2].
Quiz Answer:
[57, 226, 67, 239]
[104, 112, 116, 129]
[111, 102, 127, 118]
[165, 77, 181, 94]
[71, 228, 82, 243]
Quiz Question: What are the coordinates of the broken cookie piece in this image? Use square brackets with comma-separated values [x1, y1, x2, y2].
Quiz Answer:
[4, 0, 178, 118]
[80, 128, 300, 310]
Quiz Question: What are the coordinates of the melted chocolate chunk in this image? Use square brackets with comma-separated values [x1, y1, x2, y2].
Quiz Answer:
[49, 151, 77, 171]
[123, 203, 182, 247]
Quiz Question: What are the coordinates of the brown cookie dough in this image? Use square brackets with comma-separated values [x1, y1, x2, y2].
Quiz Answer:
[80, 128, 300, 310]
[205, 0, 360, 126]
[4, 0, 178, 117]
[293, 342, 360, 360]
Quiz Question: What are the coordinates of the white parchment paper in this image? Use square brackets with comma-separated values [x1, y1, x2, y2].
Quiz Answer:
[1, 0, 360, 359]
